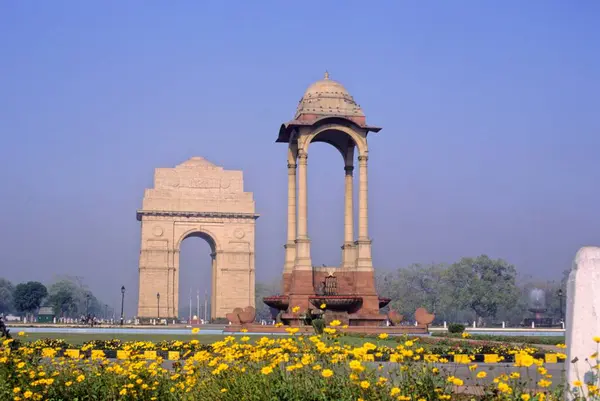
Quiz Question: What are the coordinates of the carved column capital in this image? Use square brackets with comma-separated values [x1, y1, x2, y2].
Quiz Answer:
[298, 151, 308, 163]
[358, 155, 368, 163]
[344, 166, 354, 175]
[287, 163, 297, 171]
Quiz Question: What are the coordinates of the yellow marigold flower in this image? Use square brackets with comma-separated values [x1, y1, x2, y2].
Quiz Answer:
[378, 333, 389, 340]
[119, 389, 127, 396]
[240, 336, 250, 342]
[312, 364, 322, 370]
[462, 332, 471, 338]
[469, 364, 478, 371]
[510, 372, 521, 379]
[261, 366, 273, 375]
[65, 382, 72, 387]
[556, 343, 566, 349]
[320, 303, 326, 309]
[593, 336, 600, 343]
[191, 328, 199, 334]
[515, 353, 534, 367]
[390, 387, 401, 396]
[24, 391, 33, 399]
[17, 362, 25, 369]
[538, 379, 552, 388]
[452, 378, 464, 386]
[342, 324, 348, 329]
[321, 369, 333, 378]
[498, 382, 511, 394]
[13, 388, 21, 393]
[359, 380, 370, 389]
[76, 374, 85, 383]
[291, 306, 300, 313]
[18, 331, 25, 336]
[404, 340, 414, 347]
[220, 388, 227, 393]
[573, 380, 583, 387]
[285, 327, 299, 335]
[521, 394, 531, 401]
[477, 371, 487, 379]
[329, 320, 341, 327]
[323, 328, 336, 335]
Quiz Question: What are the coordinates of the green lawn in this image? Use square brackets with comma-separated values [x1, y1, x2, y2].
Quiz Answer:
[431, 332, 565, 345]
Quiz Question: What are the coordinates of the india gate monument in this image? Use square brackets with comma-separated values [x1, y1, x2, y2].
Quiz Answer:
[137, 72, 391, 325]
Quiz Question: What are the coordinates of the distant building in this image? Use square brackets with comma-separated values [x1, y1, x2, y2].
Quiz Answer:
[37, 307, 55, 323]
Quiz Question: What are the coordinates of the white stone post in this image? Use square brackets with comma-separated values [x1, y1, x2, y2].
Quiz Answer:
[502, 321, 506, 329]
[566, 247, 600, 396]
[443, 321, 447, 329]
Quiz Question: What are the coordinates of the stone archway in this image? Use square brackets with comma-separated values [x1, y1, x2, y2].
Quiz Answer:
[136, 157, 258, 319]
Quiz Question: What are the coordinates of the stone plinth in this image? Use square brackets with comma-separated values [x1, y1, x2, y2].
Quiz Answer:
[566, 247, 600, 396]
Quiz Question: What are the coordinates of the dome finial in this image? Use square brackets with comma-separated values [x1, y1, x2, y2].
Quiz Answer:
[324, 70, 330, 80]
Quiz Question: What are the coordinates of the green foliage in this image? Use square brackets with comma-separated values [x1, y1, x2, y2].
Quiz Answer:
[46, 278, 105, 318]
[375, 255, 567, 326]
[377, 263, 447, 320]
[445, 255, 519, 321]
[13, 281, 47, 316]
[447, 323, 465, 334]
[311, 318, 325, 334]
[0, 279, 15, 314]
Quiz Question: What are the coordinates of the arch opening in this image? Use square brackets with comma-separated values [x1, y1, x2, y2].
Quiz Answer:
[178, 231, 217, 323]
[306, 141, 350, 268]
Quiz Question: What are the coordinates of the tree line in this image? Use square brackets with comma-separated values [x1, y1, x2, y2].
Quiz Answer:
[255, 254, 567, 326]
[0, 276, 108, 319]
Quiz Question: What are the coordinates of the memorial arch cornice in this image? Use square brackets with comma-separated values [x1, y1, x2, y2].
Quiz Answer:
[136, 210, 260, 222]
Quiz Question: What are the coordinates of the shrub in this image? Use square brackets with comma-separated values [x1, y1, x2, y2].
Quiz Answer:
[448, 323, 465, 334]
[312, 318, 325, 334]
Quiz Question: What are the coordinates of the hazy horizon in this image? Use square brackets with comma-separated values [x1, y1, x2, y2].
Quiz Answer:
[1, 2, 598, 317]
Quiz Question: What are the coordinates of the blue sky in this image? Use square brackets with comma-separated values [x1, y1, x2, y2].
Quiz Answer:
[1, 1, 598, 316]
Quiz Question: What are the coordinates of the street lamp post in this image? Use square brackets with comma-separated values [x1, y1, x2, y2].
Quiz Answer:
[558, 289, 564, 322]
[104, 304, 108, 320]
[120, 286, 125, 326]
[157, 293, 160, 320]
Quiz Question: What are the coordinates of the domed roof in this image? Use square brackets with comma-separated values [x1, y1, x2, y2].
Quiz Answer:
[294, 72, 365, 120]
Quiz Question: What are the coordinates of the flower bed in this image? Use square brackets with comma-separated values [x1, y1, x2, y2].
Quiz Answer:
[1, 331, 598, 400]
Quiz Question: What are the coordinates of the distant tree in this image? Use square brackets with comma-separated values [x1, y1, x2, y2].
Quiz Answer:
[378, 263, 448, 321]
[446, 255, 519, 324]
[47, 279, 103, 317]
[254, 279, 281, 322]
[13, 281, 48, 318]
[48, 289, 77, 317]
[0, 278, 15, 314]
